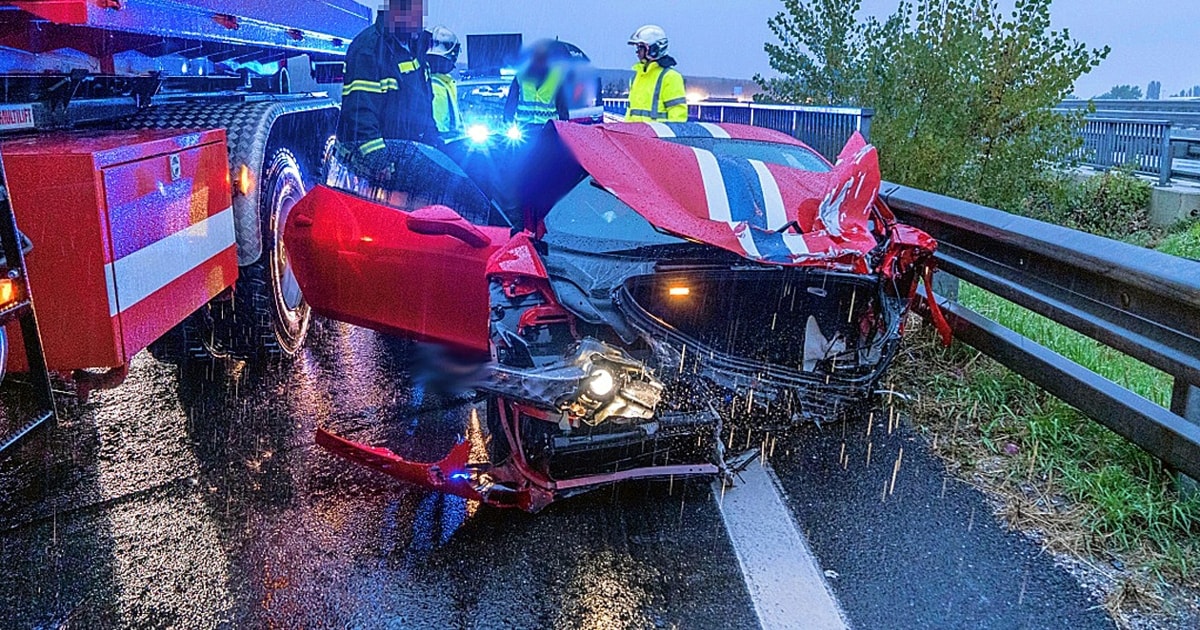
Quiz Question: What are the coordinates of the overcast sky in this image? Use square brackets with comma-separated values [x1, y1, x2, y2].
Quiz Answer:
[418, 0, 1197, 98]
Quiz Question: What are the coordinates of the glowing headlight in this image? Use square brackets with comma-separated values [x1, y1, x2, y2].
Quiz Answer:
[587, 369, 615, 398]
[466, 124, 491, 145]
[505, 124, 524, 142]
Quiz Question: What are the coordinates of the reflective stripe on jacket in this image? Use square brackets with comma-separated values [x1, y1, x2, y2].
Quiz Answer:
[335, 21, 439, 153]
[514, 67, 566, 125]
[625, 56, 687, 123]
[431, 74, 461, 134]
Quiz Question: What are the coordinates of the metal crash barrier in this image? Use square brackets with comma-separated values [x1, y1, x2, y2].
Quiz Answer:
[601, 98, 874, 161]
[883, 183, 1200, 480]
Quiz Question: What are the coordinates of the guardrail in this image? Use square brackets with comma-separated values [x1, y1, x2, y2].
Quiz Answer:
[883, 183, 1200, 479]
[1061, 99, 1200, 117]
[1065, 117, 1174, 185]
[601, 98, 874, 161]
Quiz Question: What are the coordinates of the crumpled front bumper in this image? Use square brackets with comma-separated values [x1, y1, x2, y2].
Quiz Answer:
[315, 428, 541, 511]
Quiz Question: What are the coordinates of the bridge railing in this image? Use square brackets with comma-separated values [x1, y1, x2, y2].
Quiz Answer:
[1066, 117, 1174, 185]
[601, 98, 874, 161]
[884, 183, 1200, 480]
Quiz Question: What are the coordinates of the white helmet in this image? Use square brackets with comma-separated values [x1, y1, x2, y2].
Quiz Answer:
[427, 25, 460, 63]
[628, 24, 669, 60]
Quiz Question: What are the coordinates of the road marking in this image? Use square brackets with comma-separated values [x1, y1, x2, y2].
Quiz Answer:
[715, 463, 850, 630]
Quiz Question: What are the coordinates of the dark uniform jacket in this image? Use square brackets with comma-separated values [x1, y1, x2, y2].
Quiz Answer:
[336, 19, 439, 155]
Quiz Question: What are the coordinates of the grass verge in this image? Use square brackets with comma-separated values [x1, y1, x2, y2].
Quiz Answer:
[894, 323, 1200, 622]
[891, 253, 1200, 623]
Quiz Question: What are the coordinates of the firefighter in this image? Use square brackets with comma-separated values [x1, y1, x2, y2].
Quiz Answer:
[334, 1, 488, 220]
[625, 25, 688, 123]
[427, 25, 462, 139]
[334, 0, 438, 184]
[504, 39, 570, 125]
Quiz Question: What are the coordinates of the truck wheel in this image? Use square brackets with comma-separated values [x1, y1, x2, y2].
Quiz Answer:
[206, 148, 311, 360]
[263, 148, 311, 355]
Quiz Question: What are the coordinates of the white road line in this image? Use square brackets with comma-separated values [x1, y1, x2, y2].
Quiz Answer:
[715, 463, 850, 630]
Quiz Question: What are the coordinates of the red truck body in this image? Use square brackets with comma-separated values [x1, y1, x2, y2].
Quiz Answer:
[3, 128, 235, 371]
[0, 0, 371, 376]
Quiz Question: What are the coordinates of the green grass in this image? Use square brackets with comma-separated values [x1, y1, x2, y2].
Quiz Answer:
[898, 315, 1200, 585]
[1157, 221, 1200, 261]
[959, 284, 1174, 406]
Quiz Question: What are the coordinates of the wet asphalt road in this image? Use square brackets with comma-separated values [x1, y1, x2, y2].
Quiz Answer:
[1, 321, 1115, 629]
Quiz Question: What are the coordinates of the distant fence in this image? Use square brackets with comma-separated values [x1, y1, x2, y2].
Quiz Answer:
[601, 99, 873, 161]
[1067, 117, 1174, 186]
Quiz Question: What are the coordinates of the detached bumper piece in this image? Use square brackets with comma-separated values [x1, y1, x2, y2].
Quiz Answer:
[315, 428, 539, 511]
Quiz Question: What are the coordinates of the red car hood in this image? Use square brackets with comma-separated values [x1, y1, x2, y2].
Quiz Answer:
[529, 122, 885, 270]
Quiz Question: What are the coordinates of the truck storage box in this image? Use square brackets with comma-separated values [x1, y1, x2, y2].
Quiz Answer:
[2, 128, 236, 372]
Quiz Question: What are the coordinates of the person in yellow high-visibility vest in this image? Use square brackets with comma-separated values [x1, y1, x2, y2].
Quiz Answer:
[625, 25, 687, 123]
[427, 25, 462, 139]
[504, 40, 570, 126]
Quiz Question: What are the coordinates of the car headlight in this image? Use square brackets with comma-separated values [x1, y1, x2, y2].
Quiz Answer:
[505, 124, 524, 142]
[587, 369, 615, 398]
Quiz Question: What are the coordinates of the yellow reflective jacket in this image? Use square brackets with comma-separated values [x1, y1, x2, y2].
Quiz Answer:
[512, 67, 567, 125]
[626, 57, 687, 123]
[431, 73, 461, 135]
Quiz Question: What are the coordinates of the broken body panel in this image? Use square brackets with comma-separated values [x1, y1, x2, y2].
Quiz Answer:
[286, 122, 944, 511]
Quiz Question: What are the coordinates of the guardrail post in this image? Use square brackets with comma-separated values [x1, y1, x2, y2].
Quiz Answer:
[1172, 379, 1200, 496]
[1159, 122, 1174, 186]
[931, 271, 960, 302]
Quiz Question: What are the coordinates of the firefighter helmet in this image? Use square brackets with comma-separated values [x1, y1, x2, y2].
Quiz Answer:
[427, 25, 460, 63]
[628, 25, 669, 61]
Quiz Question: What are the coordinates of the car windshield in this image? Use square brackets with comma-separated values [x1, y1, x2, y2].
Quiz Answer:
[457, 78, 511, 124]
[543, 178, 687, 254]
[664, 137, 832, 172]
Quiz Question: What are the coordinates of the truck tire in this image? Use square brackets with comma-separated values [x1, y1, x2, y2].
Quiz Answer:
[206, 148, 311, 360]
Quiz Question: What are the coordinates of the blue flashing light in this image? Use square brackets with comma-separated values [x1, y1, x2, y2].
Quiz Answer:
[505, 124, 524, 142]
[466, 124, 491, 145]
[449, 472, 472, 481]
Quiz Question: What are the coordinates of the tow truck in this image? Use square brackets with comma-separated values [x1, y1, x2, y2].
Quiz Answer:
[0, 0, 374, 453]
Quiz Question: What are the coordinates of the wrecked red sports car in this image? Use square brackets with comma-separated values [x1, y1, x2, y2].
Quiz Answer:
[284, 121, 944, 512]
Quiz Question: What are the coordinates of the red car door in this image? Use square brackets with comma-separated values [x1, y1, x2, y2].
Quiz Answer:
[284, 185, 509, 354]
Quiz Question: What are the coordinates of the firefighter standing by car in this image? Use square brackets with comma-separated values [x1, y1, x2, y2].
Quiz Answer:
[333, 1, 487, 220]
[504, 39, 571, 125]
[427, 25, 463, 140]
[625, 25, 688, 123]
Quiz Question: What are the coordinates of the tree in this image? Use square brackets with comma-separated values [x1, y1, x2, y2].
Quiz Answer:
[1146, 80, 1161, 100]
[757, 0, 1109, 210]
[1095, 84, 1142, 100]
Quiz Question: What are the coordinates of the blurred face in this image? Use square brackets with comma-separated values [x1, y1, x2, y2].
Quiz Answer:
[380, 0, 424, 35]
[634, 43, 650, 63]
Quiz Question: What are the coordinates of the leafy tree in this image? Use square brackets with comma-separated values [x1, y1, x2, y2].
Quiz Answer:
[1146, 80, 1161, 100]
[1095, 84, 1143, 100]
[757, 0, 1109, 210]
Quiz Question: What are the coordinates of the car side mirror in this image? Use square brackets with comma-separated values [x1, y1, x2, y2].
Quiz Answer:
[405, 205, 490, 249]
